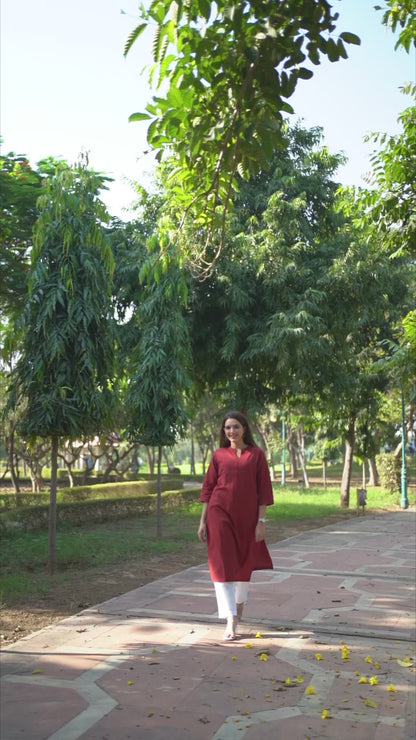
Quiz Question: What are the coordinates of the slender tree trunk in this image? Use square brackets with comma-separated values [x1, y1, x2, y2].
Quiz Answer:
[49, 435, 59, 575]
[156, 445, 162, 538]
[297, 427, 310, 488]
[145, 446, 155, 474]
[322, 459, 327, 489]
[7, 422, 20, 493]
[288, 430, 298, 478]
[190, 423, 196, 475]
[340, 416, 356, 507]
[368, 456, 379, 486]
[64, 461, 75, 488]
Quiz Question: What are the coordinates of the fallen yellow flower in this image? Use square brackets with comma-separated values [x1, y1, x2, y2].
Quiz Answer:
[374, 662, 380, 669]
[358, 677, 368, 684]
[369, 677, 379, 685]
[397, 657, 413, 667]
[245, 643, 253, 648]
[284, 678, 292, 685]
[255, 631, 262, 638]
[387, 684, 396, 692]
[127, 680, 134, 685]
[259, 653, 268, 661]
[231, 656, 237, 661]
[314, 653, 323, 661]
[296, 675, 304, 683]
[364, 656, 373, 663]
[321, 709, 331, 719]
[364, 699, 378, 708]
[305, 686, 316, 695]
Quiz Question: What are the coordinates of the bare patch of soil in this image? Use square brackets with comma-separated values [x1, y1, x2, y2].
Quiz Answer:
[0, 511, 365, 644]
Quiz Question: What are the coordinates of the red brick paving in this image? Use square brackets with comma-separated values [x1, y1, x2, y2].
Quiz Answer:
[1, 511, 415, 740]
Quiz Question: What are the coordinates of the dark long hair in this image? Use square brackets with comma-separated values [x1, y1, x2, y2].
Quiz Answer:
[219, 410, 256, 448]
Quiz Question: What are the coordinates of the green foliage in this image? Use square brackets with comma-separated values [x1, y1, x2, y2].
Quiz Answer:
[376, 452, 401, 494]
[0, 488, 201, 532]
[0, 476, 184, 508]
[8, 159, 116, 439]
[126, 240, 191, 447]
[358, 94, 416, 260]
[187, 123, 412, 431]
[0, 153, 43, 318]
[376, 0, 416, 52]
[125, 0, 360, 267]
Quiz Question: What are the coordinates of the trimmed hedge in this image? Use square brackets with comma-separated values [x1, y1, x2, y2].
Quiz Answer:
[0, 477, 183, 510]
[0, 487, 202, 531]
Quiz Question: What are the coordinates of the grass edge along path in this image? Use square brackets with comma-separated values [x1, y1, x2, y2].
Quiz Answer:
[1, 484, 412, 603]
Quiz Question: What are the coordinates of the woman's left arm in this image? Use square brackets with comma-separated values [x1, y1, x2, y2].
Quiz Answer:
[255, 504, 267, 542]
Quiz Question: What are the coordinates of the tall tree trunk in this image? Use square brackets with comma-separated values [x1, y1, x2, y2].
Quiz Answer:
[288, 430, 298, 478]
[7, 421, 20, 493]
[64, 461, 75, 488]
[156, 445, 162, 538]
[49, 435, 59, 575]
[145, 446, 155, 474]
[190, 423, 196, 475]
[340, 416, 356, 507]
[297, 427, 310, 488]
[322, 459, 327, 489]
[368, 456, 379, 486]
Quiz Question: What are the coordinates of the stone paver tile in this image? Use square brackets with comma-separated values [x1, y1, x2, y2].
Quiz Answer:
[79, 707, 225, 739]
[0, 681, 88, 740]
[240, 714, 406, 740]
[3, 653, 105, 680]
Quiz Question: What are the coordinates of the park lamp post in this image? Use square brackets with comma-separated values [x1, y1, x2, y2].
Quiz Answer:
[400, 389, 409, 510]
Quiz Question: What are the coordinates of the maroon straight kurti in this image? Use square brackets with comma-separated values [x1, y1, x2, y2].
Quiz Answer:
[200, 445, 274, 582]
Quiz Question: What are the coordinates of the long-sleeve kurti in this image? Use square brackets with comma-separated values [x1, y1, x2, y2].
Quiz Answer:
[200, 445, 274, 582]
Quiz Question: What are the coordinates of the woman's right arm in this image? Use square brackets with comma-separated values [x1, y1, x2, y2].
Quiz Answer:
[198, 502, 208, 542]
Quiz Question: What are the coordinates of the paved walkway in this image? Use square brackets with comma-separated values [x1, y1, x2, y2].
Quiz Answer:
[1, 511, 415, 740]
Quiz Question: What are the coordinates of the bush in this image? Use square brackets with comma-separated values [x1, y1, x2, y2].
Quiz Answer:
[0, 487, 202, 531]
[0, 477, 183, 510]
[376, 453, 400, 494]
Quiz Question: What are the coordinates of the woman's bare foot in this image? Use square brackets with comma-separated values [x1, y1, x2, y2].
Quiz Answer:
[223, 615, 238, 641]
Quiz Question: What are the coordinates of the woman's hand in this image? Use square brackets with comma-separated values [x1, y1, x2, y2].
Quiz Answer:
[255, 520, 266, 542]
[198, 521, 207, 542]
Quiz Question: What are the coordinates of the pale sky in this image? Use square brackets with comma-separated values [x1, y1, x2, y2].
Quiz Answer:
[1, 0, 415, 219]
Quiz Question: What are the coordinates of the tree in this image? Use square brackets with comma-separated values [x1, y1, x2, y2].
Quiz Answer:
[0, 153, 43, 319]
[187, 123, 345, 413]
[185, 123, 413, 504]
[7, 159, 115, 573]
[125, 0, 359, 269]
[376, 0, 416, 53]
[126, 239, 191, 536]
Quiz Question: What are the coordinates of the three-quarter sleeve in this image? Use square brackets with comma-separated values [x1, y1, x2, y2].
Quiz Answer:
[256, 448, 274, 505]
[200, 453, 219, 502]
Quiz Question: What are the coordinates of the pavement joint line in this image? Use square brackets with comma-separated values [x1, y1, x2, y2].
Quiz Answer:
[210, 633, 407, 739]
[1, 640, 204, 740]
[89, 608, 416, 642]
[265, 566, 414, 582]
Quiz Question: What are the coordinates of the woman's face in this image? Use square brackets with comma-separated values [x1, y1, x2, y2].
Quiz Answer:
[223, 418, 245, 446]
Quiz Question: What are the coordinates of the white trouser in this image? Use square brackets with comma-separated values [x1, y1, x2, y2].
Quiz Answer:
[213, 581, 249, 618]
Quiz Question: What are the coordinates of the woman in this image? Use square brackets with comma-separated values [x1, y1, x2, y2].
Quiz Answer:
[198, 410, 274, 641]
